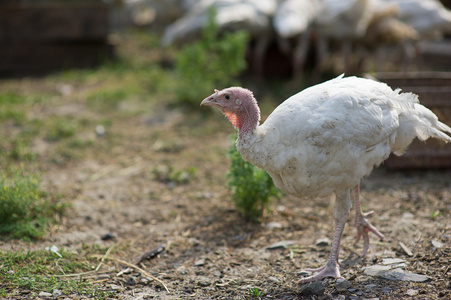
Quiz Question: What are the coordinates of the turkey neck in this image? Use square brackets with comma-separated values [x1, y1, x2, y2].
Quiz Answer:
[237, 94, 261, 139]
[236, 98, 264, 164]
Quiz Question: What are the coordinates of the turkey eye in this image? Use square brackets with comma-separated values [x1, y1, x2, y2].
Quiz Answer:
[225, 94, 230, 100]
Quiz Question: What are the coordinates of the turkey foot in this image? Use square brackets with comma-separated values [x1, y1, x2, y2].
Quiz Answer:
[298, 260, 342, 284]
[352, 185, 385, 256]
[298, 211, 349, 284]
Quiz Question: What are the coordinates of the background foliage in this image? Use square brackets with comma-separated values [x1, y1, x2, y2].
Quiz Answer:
[175, 7, 249, 107]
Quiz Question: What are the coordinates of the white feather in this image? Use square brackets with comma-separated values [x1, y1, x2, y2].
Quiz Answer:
[273, 0, 319, 38]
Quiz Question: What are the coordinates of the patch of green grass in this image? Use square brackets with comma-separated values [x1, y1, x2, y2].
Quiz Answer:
[431, 209, 440, 220]
[45, 117, 78, 142]
[0, 90, 59, 127]
[0, 246, 113, 299]
[249, 287, 263, 297]
[152, 164, 198, 185]
[1, 132, 35, 165]
[8, 138, 35, 161]
[0, 92, 29, 124]
[0, 91, 27, 105]
[0, 109, 26, 124]
[169, 166, 198, 184]
[0, 167, 67, 241]
[49, 138, 94, 165]
[227, 134, 281, 221]
[65, 138, 94, 149]
[86, 87, 130, 110]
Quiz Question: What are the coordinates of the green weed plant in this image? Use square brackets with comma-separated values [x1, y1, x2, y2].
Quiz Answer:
[227, 135, 281, 221]
[249, 287, 263, 297]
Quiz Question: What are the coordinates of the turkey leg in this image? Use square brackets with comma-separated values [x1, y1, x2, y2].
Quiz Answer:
[298, 189, 351, 283]
[352, 185, 385, 256]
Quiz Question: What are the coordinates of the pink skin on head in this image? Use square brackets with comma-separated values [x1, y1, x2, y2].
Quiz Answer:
[201, 87, 261, 136]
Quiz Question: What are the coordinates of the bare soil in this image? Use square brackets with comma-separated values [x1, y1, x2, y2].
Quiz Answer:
[1, 69, 450, 300]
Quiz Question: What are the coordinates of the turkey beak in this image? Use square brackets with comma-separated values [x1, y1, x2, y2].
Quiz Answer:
[201, 95, 215, 107]
[201, 90, 219, 107]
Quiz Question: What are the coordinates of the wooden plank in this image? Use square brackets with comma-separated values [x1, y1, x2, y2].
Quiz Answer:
[0, 42, 114, 77]
[0, 2, 109, 43]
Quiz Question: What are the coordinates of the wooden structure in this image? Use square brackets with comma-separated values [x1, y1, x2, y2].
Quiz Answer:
[0, 1, 113, 77]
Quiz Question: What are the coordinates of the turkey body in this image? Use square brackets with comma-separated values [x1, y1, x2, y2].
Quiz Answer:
[201, 75, 451, 283]
[237, 75, 447, 198]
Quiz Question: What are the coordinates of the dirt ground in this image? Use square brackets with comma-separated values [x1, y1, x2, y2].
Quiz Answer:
[1, 45, 450, 299]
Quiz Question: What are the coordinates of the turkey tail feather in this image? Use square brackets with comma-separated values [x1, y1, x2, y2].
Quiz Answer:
[391, 92, 451, 155]
[429, 121, 451, 142]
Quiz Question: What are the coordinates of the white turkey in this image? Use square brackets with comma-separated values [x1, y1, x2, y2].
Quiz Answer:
[201, 75, 451, 283]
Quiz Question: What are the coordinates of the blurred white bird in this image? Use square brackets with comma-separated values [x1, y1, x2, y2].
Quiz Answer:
[314, 0, 378, 73]
[361, 7, 419, 71]
[161, 0, 278, 76]
[273, 0, 320, 78]
[378, 0, 451, 70]
[385, 0, 451, 39]
[314, 0, 420, 74]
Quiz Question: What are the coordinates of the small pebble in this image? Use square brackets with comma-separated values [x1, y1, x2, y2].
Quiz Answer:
[101, 233, 115, 241]
[381, 258, 406, 265]
[38, 291, 53, 298]
[297, 270, 312, 276]
[197, 276, 211, 287]
[266, 240, 295, 250]
[96, 125, 105, 137]
[431, 240, 443, 248]
[126, 276, 137, 285]
[96, 274, 110, 280]
[194, 259, 206, 266]
[299, 281, 325, 296]
[52, 289, 63, 297]
[265, 221, 282, 229]
[364, 266, 431, 282]
[364, 284, 378, 292]
[109, 284, 125, 291]
[140, 278, 150, 284]
[363, 264, 391, 276]
[336, 278, 352, 292]
[315, 238, 331, 247]
[57, 84, 73, 96]
[268, 276, 280, 283]
[406, 289, 419, 296]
